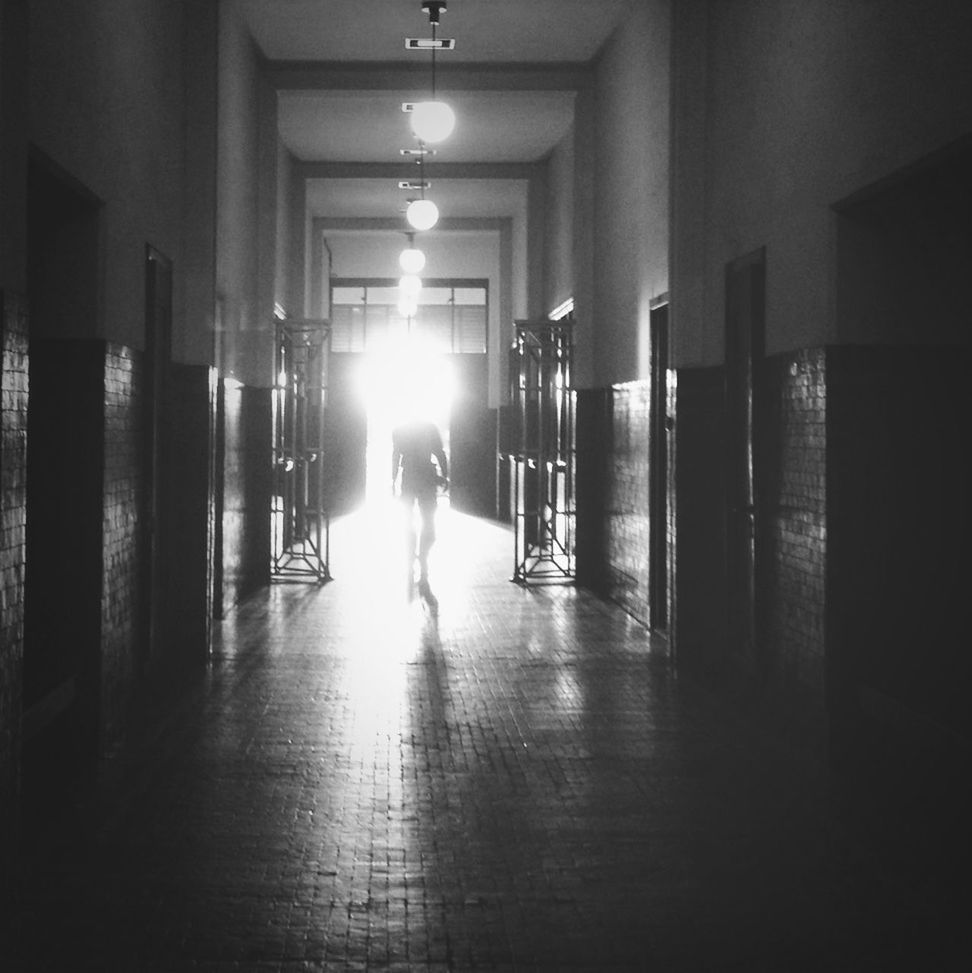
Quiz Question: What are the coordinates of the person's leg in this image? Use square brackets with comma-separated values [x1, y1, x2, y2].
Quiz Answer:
[416, 490, 437, 582]
[401, 491, 419, 583]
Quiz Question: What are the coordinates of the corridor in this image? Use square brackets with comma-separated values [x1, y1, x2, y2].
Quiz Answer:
[5, 507, 964, 972]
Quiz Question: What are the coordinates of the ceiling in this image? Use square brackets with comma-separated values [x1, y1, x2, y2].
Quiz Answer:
[240, 0, 635, 64]
[239, 0, 635, 223]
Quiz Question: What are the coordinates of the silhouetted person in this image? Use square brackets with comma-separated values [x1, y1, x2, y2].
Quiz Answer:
[391, 416, 449, 599]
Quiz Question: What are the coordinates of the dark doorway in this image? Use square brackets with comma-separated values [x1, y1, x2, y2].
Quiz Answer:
[724, 248, 766, 676]
[649, 302, 669, 631]
[22, 153, 102, 835]
[448, 353, 492, 517]
[832, 140, 972, 747]
[142, 247, 172, 676]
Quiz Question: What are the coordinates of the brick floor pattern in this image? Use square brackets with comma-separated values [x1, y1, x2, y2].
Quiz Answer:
[5, 508, 966, 970]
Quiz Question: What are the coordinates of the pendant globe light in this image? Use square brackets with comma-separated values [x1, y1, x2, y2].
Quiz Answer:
[406, 197, 438, 231]
[404, 136, 440, 231]
[399, 232, 426, 274]
[410, 1, 455, 144]
[410, 101, 455, 145]
[399, 246, 426, 274]
[399, 274, 423, 299]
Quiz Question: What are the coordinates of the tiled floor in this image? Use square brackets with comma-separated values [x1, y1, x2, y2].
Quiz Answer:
[5, 504, 968, 970]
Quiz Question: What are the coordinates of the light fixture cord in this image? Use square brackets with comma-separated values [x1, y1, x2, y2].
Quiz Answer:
[431, 20, 437, 99]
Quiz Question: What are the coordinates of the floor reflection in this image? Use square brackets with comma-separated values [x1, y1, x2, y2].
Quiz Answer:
[329, 496, 486, 621]
[8, 501, 958, 969]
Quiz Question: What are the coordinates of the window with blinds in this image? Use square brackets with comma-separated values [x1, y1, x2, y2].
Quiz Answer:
[330, 280, 487, 354]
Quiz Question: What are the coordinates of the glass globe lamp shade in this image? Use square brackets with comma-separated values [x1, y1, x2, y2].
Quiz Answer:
[399, 247, 426, 274]
[399, 274, 423, 299]
[406, 198, 439, 231]
[410, 101, 456, 144]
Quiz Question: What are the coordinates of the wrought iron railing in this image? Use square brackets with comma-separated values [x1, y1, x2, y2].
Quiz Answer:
[509, 318, 575, 583]
[271, 318, 332, 583]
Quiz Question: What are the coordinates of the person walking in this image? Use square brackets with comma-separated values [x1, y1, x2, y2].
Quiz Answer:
[391, 414, 449, 601]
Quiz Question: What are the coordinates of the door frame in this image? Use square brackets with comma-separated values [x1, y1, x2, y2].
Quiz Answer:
[142, 245, 173, 674]
[724, 247, 766, 676]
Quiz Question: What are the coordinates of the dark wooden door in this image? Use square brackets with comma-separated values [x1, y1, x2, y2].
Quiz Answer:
[143, 246, 172, 674]
[725, 249, 765, 673]
[22, 153, 102, 828]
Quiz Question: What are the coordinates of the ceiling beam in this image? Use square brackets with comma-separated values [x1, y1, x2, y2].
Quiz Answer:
[265, 60, 593, 92]
[296, 162, 541, 181]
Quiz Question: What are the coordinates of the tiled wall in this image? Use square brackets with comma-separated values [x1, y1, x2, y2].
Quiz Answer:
[1, 291, 29, 887]
[674, 342, 972, 756]
[1, 326, 216, 880]
[576, 379, 674, 629]
[672, 367, 727, 676]
[220, 384, 272, 609]
[21, 339, 144, 754]
[575, 389, 611, 591]
[606, 381, 651, 624]
[543, 344, 968, 761]
[759, 348, 827, 722]
[101, 343, 143, 747]
[673, 356, 829, 730]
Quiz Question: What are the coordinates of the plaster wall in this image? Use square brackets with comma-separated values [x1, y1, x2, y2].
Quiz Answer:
[217, 0, 276, 387]
[511, 195, 528, 327]
[180, 3, 219, 367]
[275, 144, 294, 317]
[591, 0, 670, 387]
[27, 0, 188, 351]
[544, 134, 574, 319]
[1, 0, 28, 292]
[526, 168, 547, 319]
[572, 90, 596, 390]
[671, 0, 972, 367]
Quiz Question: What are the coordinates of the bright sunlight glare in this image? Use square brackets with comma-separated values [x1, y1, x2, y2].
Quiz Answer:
[354, 338, 455, 503]
[323, 500, 491, 754]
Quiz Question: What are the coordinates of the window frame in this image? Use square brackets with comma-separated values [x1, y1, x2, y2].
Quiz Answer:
[329, 277, 488, 355]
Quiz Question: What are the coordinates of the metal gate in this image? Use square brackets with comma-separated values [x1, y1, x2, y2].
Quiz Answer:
[510, 318, 575, 583]
[272, 318, 331, 583]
